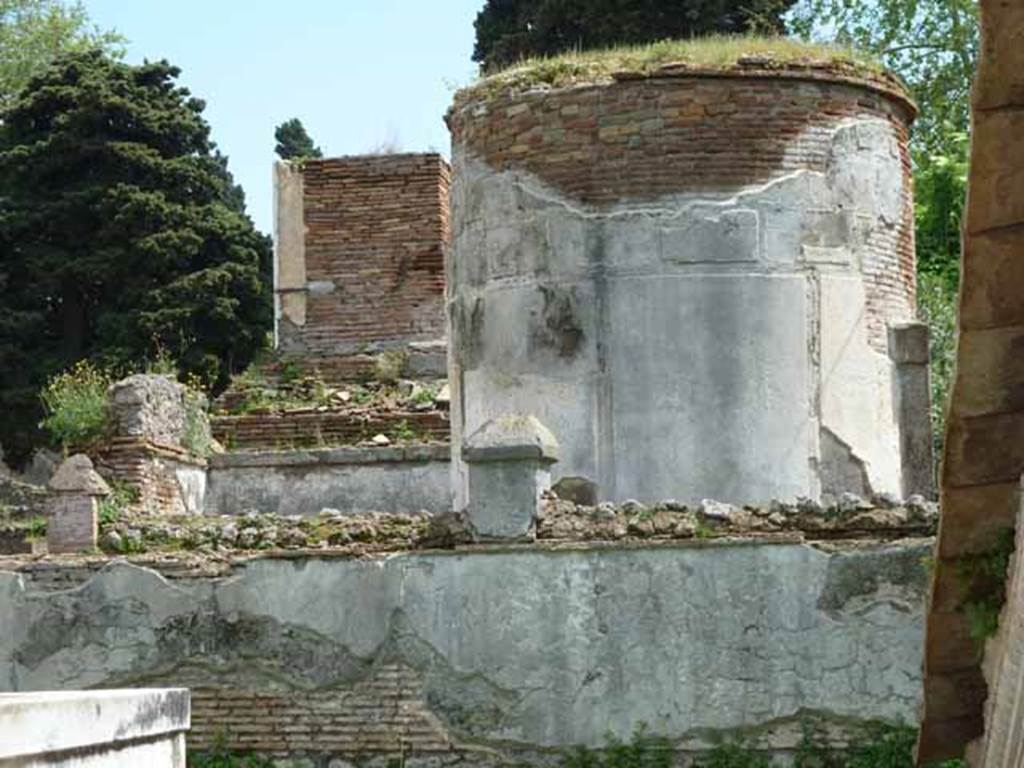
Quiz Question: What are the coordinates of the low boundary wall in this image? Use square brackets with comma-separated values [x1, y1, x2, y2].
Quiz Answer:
[205, 445, 451, 515]
[0, 538, 929, 765]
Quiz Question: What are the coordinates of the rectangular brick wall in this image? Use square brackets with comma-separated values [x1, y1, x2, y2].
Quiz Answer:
[278, 154, 450, 356]
[93, 438, 206, 517]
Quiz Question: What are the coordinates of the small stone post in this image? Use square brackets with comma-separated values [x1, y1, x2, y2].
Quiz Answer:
[47, 454, 110, 554]
[462, 414, 559, 541]
[889, 322, 936, 499]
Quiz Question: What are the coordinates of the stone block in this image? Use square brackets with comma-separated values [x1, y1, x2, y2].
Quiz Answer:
[949, 326, 1024, 418]
[945, 411, 1024, 487]
[47, 454, 109, 554]
[888, 322, 930, 365]
[965, 110, 1024, 235]
[463, 414, 559, 540]
[109, 374, 187, 446]
[938, 482, 1020, 558]
[960, 228, 1024, 330]
[973, 1, 1024, 110]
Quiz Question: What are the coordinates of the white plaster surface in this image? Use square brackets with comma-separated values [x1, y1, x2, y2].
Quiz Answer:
[273, 161, 307, 343]
[449, 118, 915, 504]
[0, 688, 189, 767]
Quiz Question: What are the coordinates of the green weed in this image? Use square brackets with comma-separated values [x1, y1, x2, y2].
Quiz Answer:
[40, 361, 115, 451]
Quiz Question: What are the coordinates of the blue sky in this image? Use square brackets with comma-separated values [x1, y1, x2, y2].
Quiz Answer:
[82, 1, 484, 233]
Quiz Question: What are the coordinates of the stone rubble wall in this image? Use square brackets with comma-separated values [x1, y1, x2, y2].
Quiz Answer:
[275, 154, 450, 358]
[0, 535, 929, 766]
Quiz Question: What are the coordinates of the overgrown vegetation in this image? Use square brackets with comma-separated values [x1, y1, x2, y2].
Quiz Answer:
[956, 529, 1017, 645]
[466, 35, 885, 98]
[473, 0, 799, 72]
[39, 361, 115, 452]
[563, 725, 672, 768]
[183, 388, 213, 459]
[562, 723, 964, 768]
[98, 481, 139, 526]
[186, 732, 274, 768]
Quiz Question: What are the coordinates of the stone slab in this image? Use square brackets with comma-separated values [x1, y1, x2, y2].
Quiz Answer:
[0, 688, 189, 764]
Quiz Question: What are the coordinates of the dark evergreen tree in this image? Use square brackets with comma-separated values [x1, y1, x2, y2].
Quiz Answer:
[274, 118, 323, 160]
[0, 50, 271, 463]
[473, 0, 797, 71]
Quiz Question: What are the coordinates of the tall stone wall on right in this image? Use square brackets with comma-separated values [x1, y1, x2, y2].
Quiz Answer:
[446, 65, 929, 507]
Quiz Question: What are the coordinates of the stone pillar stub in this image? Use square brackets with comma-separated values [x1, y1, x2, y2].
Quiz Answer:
[462, 414, 559, 541]
[889, 322, 936, 499]
[47, 454, 110, 554]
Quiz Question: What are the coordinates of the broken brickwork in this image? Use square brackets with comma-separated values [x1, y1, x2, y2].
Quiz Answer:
[275, 154, 450, 360]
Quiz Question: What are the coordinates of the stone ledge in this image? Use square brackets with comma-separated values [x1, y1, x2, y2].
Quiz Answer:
[209, 444, 450, 468]
[0, 688, 189, 760]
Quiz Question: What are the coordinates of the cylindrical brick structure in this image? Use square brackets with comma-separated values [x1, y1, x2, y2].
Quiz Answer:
[447, 61, 920, 505]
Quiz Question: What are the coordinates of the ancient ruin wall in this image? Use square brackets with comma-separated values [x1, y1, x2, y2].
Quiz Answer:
[447, 69, 922, 506]
[0, 539, 928, 765]
[275, 154, 450, 356]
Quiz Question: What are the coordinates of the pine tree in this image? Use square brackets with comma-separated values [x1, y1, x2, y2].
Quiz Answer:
[0, 50, 271, 462]
[274, 118, 323, 161]
[473, 0, 797, 71]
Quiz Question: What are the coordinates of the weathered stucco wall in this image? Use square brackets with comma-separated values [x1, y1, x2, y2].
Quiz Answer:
[447, 70, 927, 507]
[205, 446, 451, 515]
[0, 539, 929, 764]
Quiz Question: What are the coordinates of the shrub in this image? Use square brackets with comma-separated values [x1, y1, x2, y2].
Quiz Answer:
[183, 386, 213, 458]
[98, 481, 140, 526]
[187, 731, 274, 768]
[39, 361, 115, 451]
[917, 269, 958, 461]
[563, 725, 673, 768]
[374, 349, 408, 384]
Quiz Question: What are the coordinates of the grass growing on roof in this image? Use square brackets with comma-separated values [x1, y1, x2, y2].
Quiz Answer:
[462, 35, 889, 100]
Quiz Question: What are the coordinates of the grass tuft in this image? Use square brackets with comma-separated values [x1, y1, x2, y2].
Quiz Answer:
[458, 35, 894, 103]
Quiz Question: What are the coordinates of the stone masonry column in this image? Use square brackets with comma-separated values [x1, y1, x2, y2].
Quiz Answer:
[46, 454, 110, 554]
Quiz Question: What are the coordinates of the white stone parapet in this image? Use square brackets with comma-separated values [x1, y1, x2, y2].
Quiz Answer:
[0, 688, 190, 767]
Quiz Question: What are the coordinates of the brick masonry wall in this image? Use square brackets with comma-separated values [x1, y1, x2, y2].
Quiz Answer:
[187, 668, 453, 759]
[93, 438, 206, 517]
[211, 410, 450, 451]
[448, 69, 917, 347]
[281, 154, 451, 356]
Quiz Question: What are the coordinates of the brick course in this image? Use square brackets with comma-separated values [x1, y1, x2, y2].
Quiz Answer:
[211, 410, 450, 452]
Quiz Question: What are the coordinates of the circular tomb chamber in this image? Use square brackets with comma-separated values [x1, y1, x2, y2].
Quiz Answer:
[446, 60, 919, 506]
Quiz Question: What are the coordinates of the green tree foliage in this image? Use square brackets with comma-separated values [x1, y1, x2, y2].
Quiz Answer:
[0, 0, 123, 108]
[0, 51, 271, 463]
[914, 131, 968, 453]
[790, 0, 977, 154]
[472, 0, 798, 71]
[274, 118, 323, 161]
